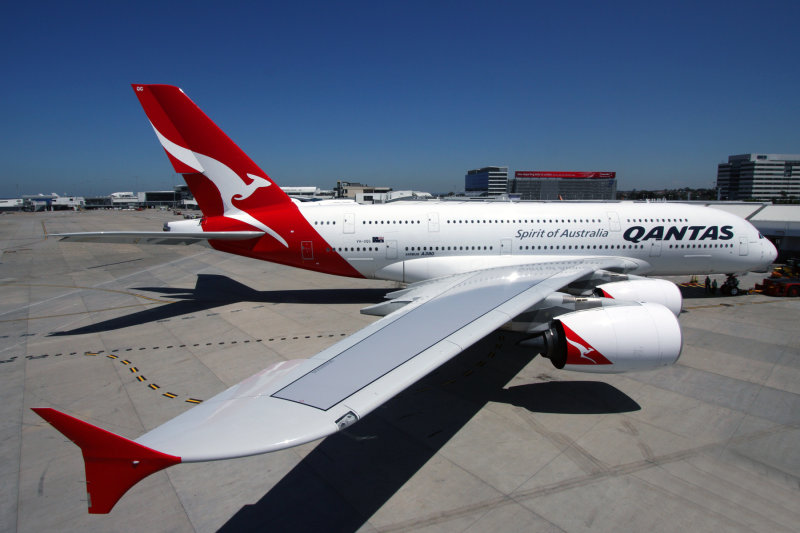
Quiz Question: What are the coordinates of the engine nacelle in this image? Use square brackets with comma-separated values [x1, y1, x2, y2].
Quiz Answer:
[593, 279, 682, 316]
[536, 303, 682, 373]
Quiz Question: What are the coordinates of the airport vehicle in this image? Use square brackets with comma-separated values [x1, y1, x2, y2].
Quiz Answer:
[33, 84, 778, 514]
[770, 258, 799, 278]
[760, 276, 800, 297]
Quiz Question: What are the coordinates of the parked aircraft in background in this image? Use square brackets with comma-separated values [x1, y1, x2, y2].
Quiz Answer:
[33, 84, 777, 513]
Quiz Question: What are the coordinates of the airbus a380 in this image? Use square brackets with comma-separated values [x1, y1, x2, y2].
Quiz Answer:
[33, 84, 778, 514]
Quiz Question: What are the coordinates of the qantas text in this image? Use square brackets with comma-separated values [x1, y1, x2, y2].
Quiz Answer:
[623, 225, 734, 243]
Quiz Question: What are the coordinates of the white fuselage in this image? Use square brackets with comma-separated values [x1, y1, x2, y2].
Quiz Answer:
[297, 200, 775, 282]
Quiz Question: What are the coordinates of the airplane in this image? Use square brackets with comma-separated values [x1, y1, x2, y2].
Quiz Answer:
[32, 84, 778, 514]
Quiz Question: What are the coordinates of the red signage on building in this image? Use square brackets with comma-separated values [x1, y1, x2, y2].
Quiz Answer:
[515, 171, 616, 179]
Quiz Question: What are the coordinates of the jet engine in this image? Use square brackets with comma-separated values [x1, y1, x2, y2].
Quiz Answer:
[531, 302, 682, 373]
[593, 279, 682, 316]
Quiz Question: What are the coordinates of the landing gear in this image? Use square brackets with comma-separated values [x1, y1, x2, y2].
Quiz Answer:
[720, 274, 741, 296]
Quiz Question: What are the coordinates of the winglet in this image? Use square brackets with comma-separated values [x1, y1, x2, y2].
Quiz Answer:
[31, 407, 181, 514]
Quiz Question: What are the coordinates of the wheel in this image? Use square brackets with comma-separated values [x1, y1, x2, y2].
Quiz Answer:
[788, 286, 800, 297]
[729, 287, 738, 296]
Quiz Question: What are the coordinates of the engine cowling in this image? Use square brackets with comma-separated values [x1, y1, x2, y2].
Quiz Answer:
[537, 302, 682, 373]
[593, 279, 682, 316]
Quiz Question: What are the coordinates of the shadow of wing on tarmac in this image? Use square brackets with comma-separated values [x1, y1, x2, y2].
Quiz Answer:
[48, 274, 390, 336]
[217, 333, 639, 533]
[492, 381, 641, 415]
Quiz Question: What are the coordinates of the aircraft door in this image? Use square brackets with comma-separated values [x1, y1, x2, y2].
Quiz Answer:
[501, 239, 512, 255]
[606, 211, 621, 232]
[386, 240, 397, 260]
[301, 241, 314, 260]
[649, 239, 662, 257]
[343, 213, 355, 234]
[428, 213, 439, 232]
[739, 237, 748, 256]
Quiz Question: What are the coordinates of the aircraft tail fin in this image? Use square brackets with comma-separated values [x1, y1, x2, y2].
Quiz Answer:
[31, 407, 181, 514]
[131, 84, 292, 218]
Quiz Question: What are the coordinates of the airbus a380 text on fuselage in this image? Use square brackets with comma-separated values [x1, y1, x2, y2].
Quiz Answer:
[33, 84, 777, 515]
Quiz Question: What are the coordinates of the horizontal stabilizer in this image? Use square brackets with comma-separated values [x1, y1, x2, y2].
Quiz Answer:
[31, 408, 181, 514]
[53, 231, 264, 245]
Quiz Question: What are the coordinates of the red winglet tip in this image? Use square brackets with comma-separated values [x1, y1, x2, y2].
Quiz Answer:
[31, 407, 181, 514]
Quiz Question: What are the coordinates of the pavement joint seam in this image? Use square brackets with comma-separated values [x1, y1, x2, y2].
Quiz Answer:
[395, 425, 789, 533]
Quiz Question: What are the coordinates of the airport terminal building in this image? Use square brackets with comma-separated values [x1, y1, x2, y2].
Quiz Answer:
[509, 171, 617, 200]
[717, 153, 800, 201]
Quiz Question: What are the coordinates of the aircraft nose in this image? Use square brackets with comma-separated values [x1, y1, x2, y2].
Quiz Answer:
[765, 239, 778, 265]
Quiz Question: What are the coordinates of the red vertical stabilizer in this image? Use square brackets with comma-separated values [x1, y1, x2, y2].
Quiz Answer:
[31, 407, 181, 514]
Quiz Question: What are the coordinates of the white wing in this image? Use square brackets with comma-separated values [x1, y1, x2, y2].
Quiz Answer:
[138, 257, 629, 458]
[32, 256, 631, 512]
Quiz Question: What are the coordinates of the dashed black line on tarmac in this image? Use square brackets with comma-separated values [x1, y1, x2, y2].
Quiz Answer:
[12, 331, 356, 403]
[10, 332, 364, 364]
[12, 331, 358, 364]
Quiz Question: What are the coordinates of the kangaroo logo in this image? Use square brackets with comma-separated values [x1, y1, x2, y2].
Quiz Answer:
[152, 124, 288, 247]
[561, 323, 612, 365]
[566, 337, 599, 363]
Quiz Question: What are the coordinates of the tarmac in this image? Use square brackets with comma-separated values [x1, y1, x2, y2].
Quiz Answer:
[2, 210, 799, 533]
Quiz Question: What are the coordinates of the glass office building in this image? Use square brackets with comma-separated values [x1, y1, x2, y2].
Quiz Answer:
[465, 167, 509, 197]
[717, 154, 800, 201]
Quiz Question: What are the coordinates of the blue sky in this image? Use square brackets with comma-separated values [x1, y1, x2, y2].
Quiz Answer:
[1, 1, 798, 197]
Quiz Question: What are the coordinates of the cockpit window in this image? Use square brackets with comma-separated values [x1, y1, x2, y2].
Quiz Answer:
[758, 232, 764, 239]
